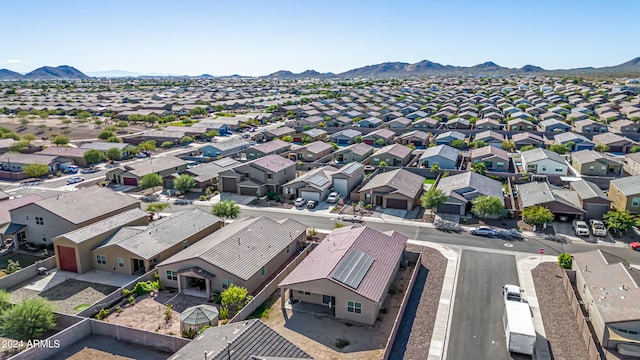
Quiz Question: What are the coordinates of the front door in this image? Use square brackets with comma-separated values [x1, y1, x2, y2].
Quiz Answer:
[322, 295, 336, 315]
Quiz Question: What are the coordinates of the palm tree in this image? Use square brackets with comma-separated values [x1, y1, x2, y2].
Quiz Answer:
[430, 163, 440, 172]
[211, 200, 241, 226]
[379, 161, 388, 172]
[420, 187, 447, 215]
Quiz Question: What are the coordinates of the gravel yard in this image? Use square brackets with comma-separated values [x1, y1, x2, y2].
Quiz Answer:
[532, 262, 590, 360]
[389, 244, 447, 360]
[10, 279, 117, 314]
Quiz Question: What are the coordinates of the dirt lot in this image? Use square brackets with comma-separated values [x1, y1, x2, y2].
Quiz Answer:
[388, 245, 447, 360]
[104, 291, 209, 337]
[10, 279, 117, 314]
[261, 264, 416, 360]
[532, 262, 590, 360]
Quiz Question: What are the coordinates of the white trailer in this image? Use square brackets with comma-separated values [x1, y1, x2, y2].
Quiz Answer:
[503, 285, 536, 355]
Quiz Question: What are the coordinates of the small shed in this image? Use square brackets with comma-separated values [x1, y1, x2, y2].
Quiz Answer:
[180, 304, 219, 336]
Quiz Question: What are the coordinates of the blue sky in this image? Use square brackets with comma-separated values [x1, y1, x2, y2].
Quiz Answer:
[1, 0, 639, 76]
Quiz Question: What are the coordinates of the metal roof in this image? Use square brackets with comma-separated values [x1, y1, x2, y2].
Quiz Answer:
[331, 249, 375, 289]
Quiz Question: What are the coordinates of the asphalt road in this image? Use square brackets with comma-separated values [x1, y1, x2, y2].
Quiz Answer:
[447, 251, 521, 360]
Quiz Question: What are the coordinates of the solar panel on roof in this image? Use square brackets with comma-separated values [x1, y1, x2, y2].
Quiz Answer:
[342, 163, 362, 176]
[307, 175, 329, 187]
[332, 249, 375, 289]
[214, 157, 237, 167]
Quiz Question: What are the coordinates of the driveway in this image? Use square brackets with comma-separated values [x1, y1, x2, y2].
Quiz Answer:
[447, 250, 522, 360]
[552, 221, 613, 244]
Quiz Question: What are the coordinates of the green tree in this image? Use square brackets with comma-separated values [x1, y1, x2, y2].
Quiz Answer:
[161, 141, 174, 148]
[180, 136, 194, 144]
[107, 136, 121, 143]
[558, 253, 573, 270]
[631, 145, 640, 153]
[106, 147, 123, 161]
[60, 118, 73, 128]
[474, 140, 488, 148]
[9, 140, 30, 153]
[0, 297, 56, 341]
[174, 174, 196, 193]
[450, 139, 466, 149]
[501, 141, 515, 152]
[189, 107, 207, 117]
[145, 203, 169, 214]
[22, 163, 49, 177]
[549, 144, 569, 155]
[139, 173, 163, 192]
[83, 149, 105, 165]
[430, 163, 440, 172]
[471, 162, 487, 176]
[281, 135, 293, 143]
[520, 145, 535, 152]
[603, 209, 637, 235]
[138, 140, 157, 152]
[378, 160, 388, 171]
[375, 138, 385, 146]
[211, 200, 241, 225]
[594, 143, 610, 153]
[420, 187, 447, 212]
[521, 206, 554, 226]
[0, 290, 11, 313]
[302, 136, 313, 145]
[220, 285, 250, 314]
[21, 134, 36, 142]
[52, 135, 70, 146]
[5, 260, 21, 274]
[19, 118, 30, 127]
[117, 121, 129, 130]
[471, 196, 504, 219]
[354, 136, 362, 143]
[98, 130, 113, 140]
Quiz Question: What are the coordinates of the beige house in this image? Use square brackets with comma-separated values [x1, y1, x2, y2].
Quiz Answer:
[8, 186, 140, 247]
[157, 217, 307, 298]
[608, 176, 640, 214]
[358, 169, 425, 210]
[572, 250, 640, 351]
[89, 208, 222, 275]
[279, 226, 408, 325]
[106, 155, 188, 186]
[623, 152, 640, 176]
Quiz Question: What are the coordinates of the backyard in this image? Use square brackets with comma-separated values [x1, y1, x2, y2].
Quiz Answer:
[10, 279, 117, 314]
[0, 253, 47, 277]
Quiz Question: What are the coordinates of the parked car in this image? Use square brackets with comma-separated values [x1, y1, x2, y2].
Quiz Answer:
[631, 242, 640, 251]
[66, 177, 85, 185]
[307, 200, 317, 209]
[294, 198, 307, 207]
[80, 168, 99, 174]
[469, 226, 497, 237]
[588, 219, 607, 237]
[572, 220, 590, 236]
[175, 199, 193, 205]
[326, 192, 340, 204]
[340, 215, 364, 223]
[135, 152, 148, 158]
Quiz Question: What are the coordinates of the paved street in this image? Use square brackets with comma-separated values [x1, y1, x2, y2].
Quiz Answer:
[447, 251, 520, 360]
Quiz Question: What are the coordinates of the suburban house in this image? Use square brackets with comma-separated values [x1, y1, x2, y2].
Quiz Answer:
[106, 155, 188, 186]
[369, 144, 413, 166]
[362, 129, 396, 146]
[419, 145, 460, 170]
[36, 147, 89, 167]
[623, 152, 640, 176]
[358, 169, 424, 210]
[470, 146, 510, 171]
[294, 141, 334, 162]
[609, 119, 639, 133]
[297, 115, 324, 128]
[357, 117, 383, 128]
[333, 143, 374, 163]
[195, 138, 251, 158]
[176, 158, 240, 192]
[520, 148, 568, 175]
[255, 126, 295, 142]
[553, 132, 595, 151]
[473, 130, 505, 148]
[397, 130, 430, 148]
[446, 117, 471, 129]
[537, 119, 571, 132]
[331, 163, 365, 198]
[386, 117, 412, 129]
[574, 119, 607, 133]
[300, 128, 327, 142]
[330, 129, 362, 145]
[569, 179, 611, 220]
[571, 250, 640, 351]
[158, 216, 307, 297]
[516, 181, 585, 220]
[475, 118, 503, 130]
[219, 154, 296, 196]
[0, 194, 46, 248]
[7, 186, 141, 246]
[434, 131, 465, 146]
[593, 133, 637, 153]
[170, 319, 312, 359]
[245, 139, 291, 160]
[79, 141, 136, 158]
[282, 166, 337, 201]
[279, 226, 408, 325]
[0, 153, 73, 174]
[436, 172, 504, 216]
[571, 150, 622, 176]
[511, 133, 544, 150]
[507, 119, 535, 131]
[411, 118, 439, 130]
[608, 175, 640, 214]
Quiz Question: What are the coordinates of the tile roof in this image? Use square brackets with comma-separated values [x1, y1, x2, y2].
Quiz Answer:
[96, 208, 220, 259]
[344, 143, 374, 156]
[470, 145, 509, 160]
[251, 154, 296, 173]
[420, 145, 460, 162]
[359, 169, 424, 199]
[372, 144, 412, 159]
[0, 194, 46, 225]
[570, 179, 609, 201]
[37, 147, 88, 158]
[123, 156, 188, 177]
[80, 142, 133, 151]
[159, 217, 307, 281]
[301, 141, 333, 154]
[56, 208, 149, 244]
[251, 139, 291, 154]
[571, 150, 621, 165]
[169, 319, 312, 360]
[29, 186, 139, 225]
[593, 132, 635, 145]
[279, 226, 407, 303]
[435, 131, 465, 141]
[611, 175, 640, 196]
[0, 153, 58, 165]
[520, 148, 565, 164]
[436, 172, 504, 205]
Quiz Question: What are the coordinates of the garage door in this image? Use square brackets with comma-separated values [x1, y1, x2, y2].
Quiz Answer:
[221, 177, 237, 192]
[438, 203, 462, 214]
[300, 190, 320, 202]
[337, 138, 349, 145]
[334, 178, 349, 197]
[123, 177, 138, 186]
[386, 198, 408, 209]
[57, 246, 77, 273]
[364, 139, 375, 145]
[412, 141, 423, 147]
[240, 187, 257, 196]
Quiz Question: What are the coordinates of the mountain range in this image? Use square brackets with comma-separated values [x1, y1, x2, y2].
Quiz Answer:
[1, 57, 640, 80]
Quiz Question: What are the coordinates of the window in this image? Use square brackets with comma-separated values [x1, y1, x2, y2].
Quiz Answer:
[260, 266, 265, 276]
[589, 165, 595, 170]
[496, 162, 504, 168]
[633, 198, 640, 207]
[183, 241, 188, 249]
[307, 154, 312, 158]
[166, 271, 177, 281]
[601, 166, 607, 171]
[117, 258, 124, 268]
[42, 234, 47, 242]
[244, 172, 250, 179]
[266, 173, 272, 180]
[222, 279, 234, 289]
[373, 157, 379, 162]
[322, 295, 332, 304]
[96, 255, 106, 265]
[35, 217, 44, 225]
[297, 290, 311, 295]
[347, 301, 362, 314]
[555, 167, 563, 172]
[541, 166, 547, 171]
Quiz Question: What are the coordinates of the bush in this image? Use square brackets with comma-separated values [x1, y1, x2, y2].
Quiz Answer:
[212, 290, 222, 304]
[365, 204, 372, 210]
[200, 195, 207, 201]
[558, 253, 573, 269]
[164, 304, 173, 321]
[115, 305, 122, 313]
[132, 280, 160, 295]
[220, 306, 229, 320]
[335, 338, 350, 349]
[128, 295, 136, 306]
[96, 308, 110, 320]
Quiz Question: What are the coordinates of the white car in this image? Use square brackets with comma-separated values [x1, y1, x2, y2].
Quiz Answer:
[326, 192, 340, 204]
[66, 177, 85, 185]
[572, 220, 590, 236]
[589, 219, 607, 237]
[469, 226, 497, 237]
[294, 198, 306, 207]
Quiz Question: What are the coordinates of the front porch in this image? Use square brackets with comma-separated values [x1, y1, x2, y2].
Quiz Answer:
[176, 267, 216, 299]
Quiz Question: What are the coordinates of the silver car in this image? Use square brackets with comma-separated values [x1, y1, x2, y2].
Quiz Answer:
[469, 226, 497, 237]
